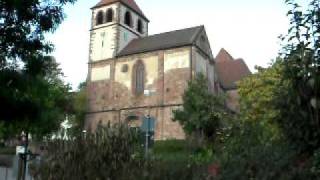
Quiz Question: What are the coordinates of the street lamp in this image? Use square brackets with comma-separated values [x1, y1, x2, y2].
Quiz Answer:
[143, 89, 156, 158]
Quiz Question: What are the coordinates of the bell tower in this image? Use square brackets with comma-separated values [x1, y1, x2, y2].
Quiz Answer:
[89, 0, 149, 62]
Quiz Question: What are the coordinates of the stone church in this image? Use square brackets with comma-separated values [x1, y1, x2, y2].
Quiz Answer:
[85, 0, 251, 140]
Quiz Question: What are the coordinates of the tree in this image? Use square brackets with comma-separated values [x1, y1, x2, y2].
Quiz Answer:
[0, 0, 76, 68]
[238, 61, 287, 141]
[0, 56, 71, 139]
[173, 74, 228, 142]
[277, 0, 320, 153]
[68, 82, 87, 135]
[0, 0, 76, 138]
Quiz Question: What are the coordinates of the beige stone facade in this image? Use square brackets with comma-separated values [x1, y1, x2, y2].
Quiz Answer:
[87, 47, 195, 140]
[85, 0, 250, 140]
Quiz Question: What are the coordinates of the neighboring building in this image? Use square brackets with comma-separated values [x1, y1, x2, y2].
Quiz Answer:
[85, 0, 249, 140]
[215, 48, 252, 112]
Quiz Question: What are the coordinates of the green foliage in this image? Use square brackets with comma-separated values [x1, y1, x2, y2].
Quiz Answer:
[173, 74, 228, 141]
[67, 82, 87, 135]
[311, 149, 320, 175]
[191, 148, 214, 166]
[36, 125, 208, 180]
[238, 61, 286, 141]
[214, 56, 319, 179]
[0, 0, 75, 138]
[37, 124, 144, 180]
[214, 120, 317, 180]
[277, 0, 320, 153]
[0, 0, 76, 67]
[0, 57, 71, 139]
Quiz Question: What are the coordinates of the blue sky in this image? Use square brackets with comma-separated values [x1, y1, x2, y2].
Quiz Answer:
[48, 0, 309, 89]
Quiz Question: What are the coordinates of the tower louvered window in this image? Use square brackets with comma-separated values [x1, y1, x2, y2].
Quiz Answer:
[106, 8, 114, 22]
[124, 11, 132, 27]
[137, 19, 143, 33]
[96, 11, 104, 25]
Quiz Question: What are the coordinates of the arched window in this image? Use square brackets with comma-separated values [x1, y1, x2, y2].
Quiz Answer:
[96, 11, 104, 25]
[133, 60, 145, 95]
[137, 19, 143, 33]
[106, 8, 114, 23]
[124, 11, 132, 27]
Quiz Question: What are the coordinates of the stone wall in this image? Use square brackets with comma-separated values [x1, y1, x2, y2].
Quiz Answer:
[86, 47, 192, 140]
[226, 89, 240, 113]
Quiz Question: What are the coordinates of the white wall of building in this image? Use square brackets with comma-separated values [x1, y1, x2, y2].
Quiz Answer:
[119, 5, 148, 37]
[92, 4, 119, 28]
[90, 27, 117, 61]
[115, 54, 158, 89]
[118, 26, 139, 52]
[164, 49, 190, 73]
[90, 4, 119, 62]
[118, 4, 148, 52]
[195, 50, 207, 75]
[91, 65, 111, 81]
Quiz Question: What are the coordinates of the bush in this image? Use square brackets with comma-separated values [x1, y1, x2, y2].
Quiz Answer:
[173, 74, 229, 143]
[35, 124, 210, 180]
[213, 121, 318, 180]
[36, 124, 144, 180]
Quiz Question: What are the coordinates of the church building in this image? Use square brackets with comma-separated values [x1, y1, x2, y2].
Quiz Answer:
[85, 0, 251, 140]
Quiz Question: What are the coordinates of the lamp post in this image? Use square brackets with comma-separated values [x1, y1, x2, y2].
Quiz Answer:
[143, 89, 156, 158]
[20, 131, 28, 180]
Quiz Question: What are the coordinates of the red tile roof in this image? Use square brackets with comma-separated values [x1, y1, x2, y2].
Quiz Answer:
[215, 48, 234, 63]
[215, 49, 251, 90]
[92, 0, 148, 20]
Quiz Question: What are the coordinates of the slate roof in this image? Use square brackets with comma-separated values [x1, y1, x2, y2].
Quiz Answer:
[118, 26, 204, 57]
[215, 49, 251, 90]
[92, 0, 148, 20]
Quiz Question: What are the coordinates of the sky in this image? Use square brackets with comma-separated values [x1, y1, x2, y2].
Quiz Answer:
[48, 0, 309, 89]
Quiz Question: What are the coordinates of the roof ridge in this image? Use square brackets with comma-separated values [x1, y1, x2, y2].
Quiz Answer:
[190, 25, 204, 43]
[216, 48, 234, 62]
[117, 25, 207, 57]
[140, 25, 204, 40]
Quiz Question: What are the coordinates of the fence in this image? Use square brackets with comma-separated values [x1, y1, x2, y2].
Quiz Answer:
[0, 155, 34, 180]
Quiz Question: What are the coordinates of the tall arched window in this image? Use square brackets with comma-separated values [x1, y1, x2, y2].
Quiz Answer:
[133, 60, 145, 95]
[137, 19, 143, 33]
[96, 11, 104, 25]
[106, 8, 114, 23]
[124, 11, 132, 27]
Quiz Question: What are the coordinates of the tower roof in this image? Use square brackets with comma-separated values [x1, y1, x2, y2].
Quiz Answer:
[92, 0, 148, 21]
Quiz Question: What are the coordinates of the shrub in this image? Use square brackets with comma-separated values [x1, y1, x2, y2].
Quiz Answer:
[35, 124, 209, 180]
[36, 124, 144, 180]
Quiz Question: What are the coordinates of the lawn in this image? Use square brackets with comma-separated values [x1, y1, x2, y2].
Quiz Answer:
[151, 140, 194, 163]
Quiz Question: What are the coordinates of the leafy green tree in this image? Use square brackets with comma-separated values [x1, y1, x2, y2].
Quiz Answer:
[238, 61, 286, 141]
[68, 82, 87, 135]
[0, 57, 71, 139]
[173, 74, 228, 142]
[0, 0, 76, 138]
[0, 0, 76, 68]
[277, 0, 320, 153]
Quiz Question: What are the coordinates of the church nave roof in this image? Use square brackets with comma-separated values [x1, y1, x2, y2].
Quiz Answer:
[118, 26, 204, 57]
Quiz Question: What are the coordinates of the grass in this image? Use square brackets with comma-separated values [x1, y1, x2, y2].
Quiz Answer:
[151, 140, 194, 163]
